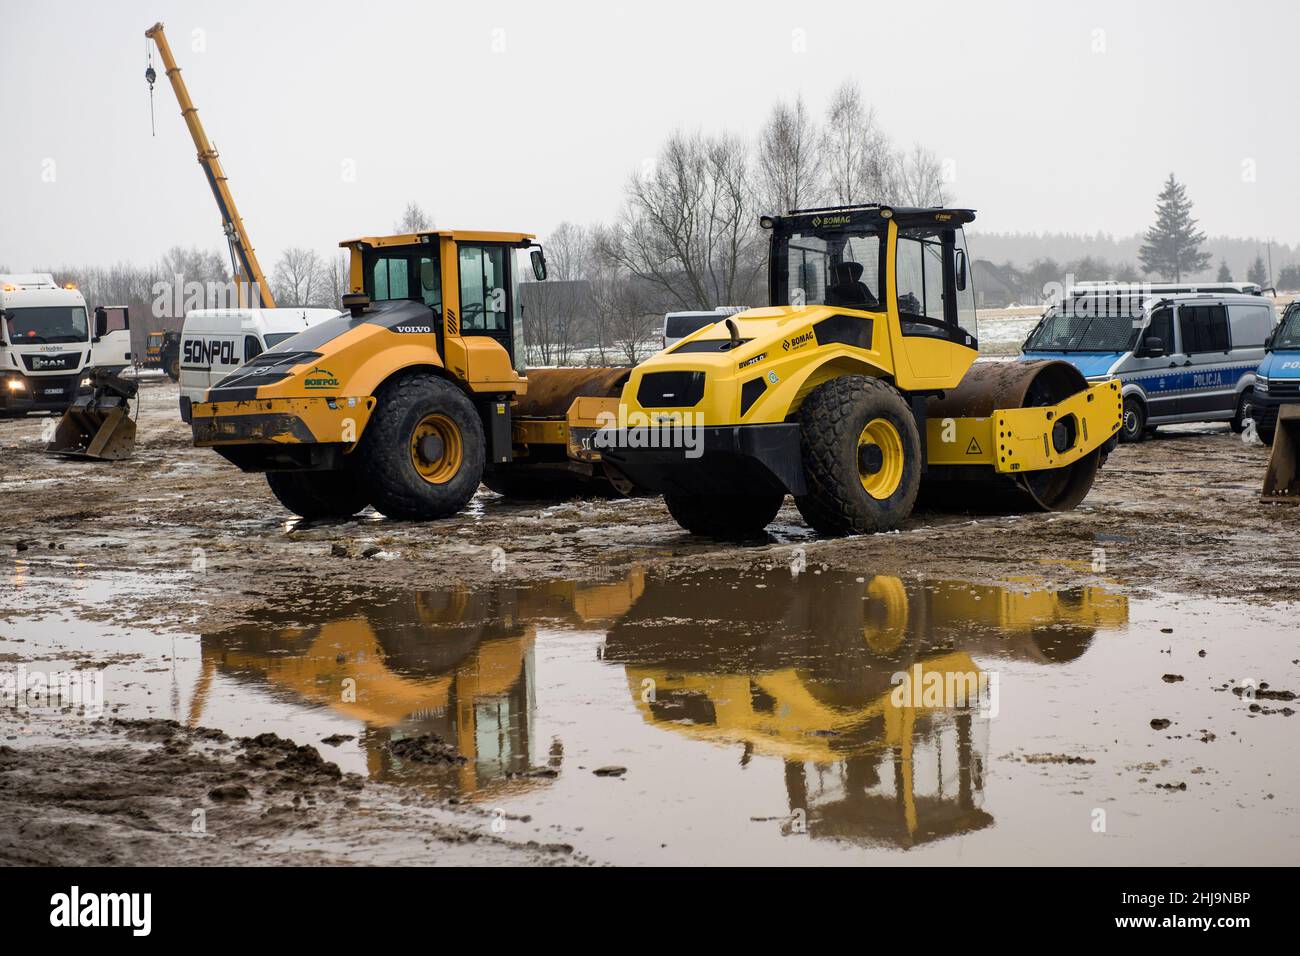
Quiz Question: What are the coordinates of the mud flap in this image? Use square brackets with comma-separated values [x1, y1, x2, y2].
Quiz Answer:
[1262, 405, 1300, 503]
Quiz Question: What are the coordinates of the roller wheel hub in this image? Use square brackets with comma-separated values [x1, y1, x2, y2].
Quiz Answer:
[857, 418, 904, 500]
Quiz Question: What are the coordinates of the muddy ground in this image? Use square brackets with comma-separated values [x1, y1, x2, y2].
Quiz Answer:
[1, 374, 1297, 865]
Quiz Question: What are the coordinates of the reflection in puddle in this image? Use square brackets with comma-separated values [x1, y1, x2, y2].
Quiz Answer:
[194, 569, 1128, 849]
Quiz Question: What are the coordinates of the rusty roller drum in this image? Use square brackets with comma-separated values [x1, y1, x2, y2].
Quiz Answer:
[482, 367, 633, 500]
[920, 360, 1104, 513]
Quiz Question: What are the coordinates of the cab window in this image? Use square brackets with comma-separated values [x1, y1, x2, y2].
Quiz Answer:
[371, 256, 411, 301]
[895, 232, 948, 337]
[458, 245, 508, 332]
[1141, 307, 1173, 352]
[419, 256, 442, 313]
[244, 335, 263, 363]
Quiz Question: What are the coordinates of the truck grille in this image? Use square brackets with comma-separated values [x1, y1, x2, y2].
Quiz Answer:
[21, 352, 81, 372]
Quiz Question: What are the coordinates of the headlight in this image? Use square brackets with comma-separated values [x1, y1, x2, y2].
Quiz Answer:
[5, 378, 24, 392]
[1255, 376, 1269, 394]
[79, 377, 92, 388]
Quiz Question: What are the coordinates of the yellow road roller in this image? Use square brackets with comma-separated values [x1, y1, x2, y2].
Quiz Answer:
[595, 204, 1122, 536]
[188, 228, 631, 519]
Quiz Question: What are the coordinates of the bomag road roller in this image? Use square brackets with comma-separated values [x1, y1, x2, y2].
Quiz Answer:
[188, 228, 631, 519]
[595, 204, 1123, 537]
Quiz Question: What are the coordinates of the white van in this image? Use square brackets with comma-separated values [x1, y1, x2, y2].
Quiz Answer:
[662, 307, 746, 350]
[0, 274, 133, 415]
[178, 308, 341, 421]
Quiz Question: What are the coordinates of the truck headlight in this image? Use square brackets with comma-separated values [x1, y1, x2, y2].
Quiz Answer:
[5, 378, 24, 392]
[1255, 376, 1268, 394]
[79, 377, 92, 388]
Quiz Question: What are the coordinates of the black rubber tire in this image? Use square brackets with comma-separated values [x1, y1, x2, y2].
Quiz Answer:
[166, 356, 180, 381]
[1257, 421, 1275, 446]
[265, 469, 369, 520]
[357, 373, 485, 521]
[1119, 396, 1147, 443]
[793, 376, 921, 536]
[1230, 390, 1252, 434]
[663, 493, 785, 539]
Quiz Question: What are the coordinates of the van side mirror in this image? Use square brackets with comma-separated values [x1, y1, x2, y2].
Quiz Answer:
[1142, 336, 1165, 357]
[954, 249, 967, 292]
[531, 248, 548, 281]
[1265, 330, 1275, 352]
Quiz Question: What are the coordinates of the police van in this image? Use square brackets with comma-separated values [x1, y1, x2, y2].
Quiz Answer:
[178, 307, 341, 421]
[1249, 300, 1300, 444]
[1021, 289, 1276, 442]
[0, 274, 133, 415]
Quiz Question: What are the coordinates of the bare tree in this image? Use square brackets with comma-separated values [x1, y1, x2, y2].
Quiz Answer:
[822, 81, 897, 205]
[895, 143, 948, 207]
[605, 130, 764, 312]
[545, 221, 592, 281]
[757, 95, 823, 214]
[271, 247, 325, 306]
[324, 252, 350, 307]
[395, 201, 434, 233]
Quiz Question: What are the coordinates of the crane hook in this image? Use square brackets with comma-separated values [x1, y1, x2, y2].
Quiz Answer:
[145, 42, 157, 137]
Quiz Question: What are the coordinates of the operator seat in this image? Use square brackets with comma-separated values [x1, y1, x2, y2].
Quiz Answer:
[826, 261, 877, 308]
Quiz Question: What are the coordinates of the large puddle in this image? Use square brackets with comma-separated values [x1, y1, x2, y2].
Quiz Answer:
[3, 559, 1297, 865]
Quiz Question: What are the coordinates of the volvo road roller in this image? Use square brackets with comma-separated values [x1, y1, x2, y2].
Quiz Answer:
[188, 228, 630, 520]
[595, 204, 1123, 537]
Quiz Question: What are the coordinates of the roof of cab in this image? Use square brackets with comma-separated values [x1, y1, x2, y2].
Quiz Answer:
[340, 229, 536, 249]
[772, 205, 977, 227]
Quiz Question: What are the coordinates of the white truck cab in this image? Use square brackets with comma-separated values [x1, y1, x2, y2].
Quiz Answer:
[0, 274, 132, 415]
[178, 307, 342, 421]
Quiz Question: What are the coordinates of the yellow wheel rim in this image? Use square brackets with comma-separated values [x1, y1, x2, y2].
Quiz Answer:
[863, 575, 909, 653]
[857, 417, 904, 500]
[410, 413, 463, 485]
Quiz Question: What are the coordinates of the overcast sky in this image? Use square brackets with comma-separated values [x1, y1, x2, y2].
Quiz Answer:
[1, 0, 1296, 271]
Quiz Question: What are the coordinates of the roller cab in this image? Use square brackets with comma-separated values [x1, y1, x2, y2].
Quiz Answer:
[598, 205, 1121, 537]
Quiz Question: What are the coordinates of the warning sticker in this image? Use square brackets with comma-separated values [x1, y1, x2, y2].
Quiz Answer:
[966, 437, 982, 455]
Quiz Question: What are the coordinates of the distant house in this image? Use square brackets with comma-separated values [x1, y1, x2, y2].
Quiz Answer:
[972, 260, 1017, 308]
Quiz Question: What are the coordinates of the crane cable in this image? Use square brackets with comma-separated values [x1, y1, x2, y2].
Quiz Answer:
[144, 40, 157, 137]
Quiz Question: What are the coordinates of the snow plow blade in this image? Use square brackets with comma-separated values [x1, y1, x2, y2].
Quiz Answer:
[1262, 404, 1300, 504]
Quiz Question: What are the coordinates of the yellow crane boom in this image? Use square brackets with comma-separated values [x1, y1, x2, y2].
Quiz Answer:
[145, 22, 275, 309]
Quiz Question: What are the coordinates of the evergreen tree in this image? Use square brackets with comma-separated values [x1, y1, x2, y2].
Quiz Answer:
[1138, 174, 1212, 281]
[1216, 260, 1232, 282]
[1247, 254, 1268, 287]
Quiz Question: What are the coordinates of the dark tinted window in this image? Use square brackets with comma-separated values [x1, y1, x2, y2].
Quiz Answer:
[244, 335, 263, 363]
[1142, 307, 1173, 351]
[1179, 305, 1229, 353]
